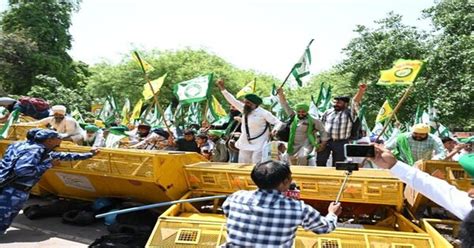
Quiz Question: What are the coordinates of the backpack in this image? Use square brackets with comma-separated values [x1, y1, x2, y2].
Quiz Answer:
[347, 109, 363, 140]
[276, 115, 296, 142]
[18, 96, 50, 112]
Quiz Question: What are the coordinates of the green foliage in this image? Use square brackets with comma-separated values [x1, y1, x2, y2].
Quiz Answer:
[423, 0, 473, 36]
[421, 0, 474, 129]
[0, 0, 83, 94]
[0, 30, 38, 94]
[86, 48, 280, 110]
[27, 74, 93, 115]
[337, 7, 473, 130]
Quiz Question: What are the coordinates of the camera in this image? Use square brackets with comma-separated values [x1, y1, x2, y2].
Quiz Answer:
[344, 144, 375, 158]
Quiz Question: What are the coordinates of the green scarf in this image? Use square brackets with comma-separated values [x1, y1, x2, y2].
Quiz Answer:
[287, 115, 318, 154]
[393, 133, 415, 166]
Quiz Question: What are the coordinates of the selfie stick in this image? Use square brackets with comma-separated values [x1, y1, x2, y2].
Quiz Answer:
[335, 171, 352, 204]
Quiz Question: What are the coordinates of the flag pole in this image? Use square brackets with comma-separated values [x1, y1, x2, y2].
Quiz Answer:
[375, 86, 413, 142]
[133, 51, 173, 135]
[276, 39, 315, 93]
[144, 73, 173, 135]
[253, 77, 257, 93]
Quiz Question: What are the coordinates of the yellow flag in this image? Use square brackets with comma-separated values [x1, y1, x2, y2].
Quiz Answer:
[94, 119, 105, 128]
[130, 99, 143, 120]
[236, 81, 256, 98]
[91, 104, 103, 116]
[376, 100, 394, 123]
[132, 51, 154, 74]
[377, 59, 424, 86]
[143, 74, 167, 100]
[212, 96, 227, 117]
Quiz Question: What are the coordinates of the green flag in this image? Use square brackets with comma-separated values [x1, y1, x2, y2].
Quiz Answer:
[318, 83, 332, 113]
[157, 104, 174, 128]
[308, 98, 320, 119]
[173, 74, 213, 104]
[71, 108, 85, 123]
[0, 109, 20, 139]
[98, 95, 119, 126]
[185, 102, 202, 125]
[291, 46, 312, 87]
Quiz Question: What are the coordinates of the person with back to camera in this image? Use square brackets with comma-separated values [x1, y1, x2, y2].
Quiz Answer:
[222, 160, 342, 247]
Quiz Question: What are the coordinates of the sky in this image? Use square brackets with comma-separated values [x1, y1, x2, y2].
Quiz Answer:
[1, 0, 435, 79]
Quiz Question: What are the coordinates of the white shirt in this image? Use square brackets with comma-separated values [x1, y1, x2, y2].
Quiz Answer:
[83, 130, 105, 147]
[390, 161, 472, 220]
[221, 90, 283, 151]
[32, 116, 83, 137]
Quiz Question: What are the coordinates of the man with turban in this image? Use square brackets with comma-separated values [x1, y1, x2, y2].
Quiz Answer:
[277, 88, 329, 165]
[386, 123, 446, 165]
[83, 124, 105, 147]
[129, 124, 169, 150]
[208, 130, 229, 162]
[28, 105, 84, 145]
[217, 79, 283, 163]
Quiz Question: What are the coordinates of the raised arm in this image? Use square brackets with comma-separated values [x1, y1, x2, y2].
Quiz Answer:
[216, 79, 244, 112]
[276, 87, 295, 116]
[352, 83, 367, 105]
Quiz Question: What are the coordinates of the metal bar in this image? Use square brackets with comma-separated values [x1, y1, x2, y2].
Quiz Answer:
[96, 194, 228, 218]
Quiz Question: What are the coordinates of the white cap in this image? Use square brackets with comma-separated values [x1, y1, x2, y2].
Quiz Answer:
[51, 105, 67, 115]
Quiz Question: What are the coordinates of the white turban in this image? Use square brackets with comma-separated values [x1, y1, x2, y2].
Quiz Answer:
[52, 105, 67, 115]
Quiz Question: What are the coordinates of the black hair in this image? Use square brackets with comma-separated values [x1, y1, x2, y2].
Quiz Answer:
[196, 133, 208, 141]
[184, 129, 195, 135]
[251, 160, 291, 190]
[460, 209, 474, 248]
[441, 137, 454, 143]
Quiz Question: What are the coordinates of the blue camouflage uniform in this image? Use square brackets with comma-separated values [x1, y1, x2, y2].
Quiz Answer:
[0, 129, 94, 232]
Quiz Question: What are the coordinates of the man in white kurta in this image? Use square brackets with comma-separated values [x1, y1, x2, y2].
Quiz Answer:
[217, 79, 283, 164]
[29, 105, 84, 145]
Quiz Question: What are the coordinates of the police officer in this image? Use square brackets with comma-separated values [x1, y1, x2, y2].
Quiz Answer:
[0, 129, 99, 233]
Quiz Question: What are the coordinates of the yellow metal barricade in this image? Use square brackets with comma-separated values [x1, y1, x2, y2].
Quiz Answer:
[184, 162, 405, 211]
[0, 124, 40, 140]
[0, 140, 207, 203]
[405, 160, 472, 215]
[422, 219, 461, 248]
[147, 192, 436, 248]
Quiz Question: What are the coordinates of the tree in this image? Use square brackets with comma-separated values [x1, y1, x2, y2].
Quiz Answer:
[0, 30, 38, 94]
[421, 0, 474, 129]
[86, 48, 280, 111]
[0, 0, 82, 94]
[338, 13, 429, 126]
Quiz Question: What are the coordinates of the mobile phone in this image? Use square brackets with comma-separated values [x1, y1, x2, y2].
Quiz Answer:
[344, 144, 375, 158]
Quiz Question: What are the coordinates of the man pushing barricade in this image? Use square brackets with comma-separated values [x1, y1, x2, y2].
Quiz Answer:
[0, 129, 99, 234]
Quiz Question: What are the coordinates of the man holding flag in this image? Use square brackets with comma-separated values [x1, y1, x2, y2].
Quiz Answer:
[276, 88, 329, 165]
[217, 79, 283, 164]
